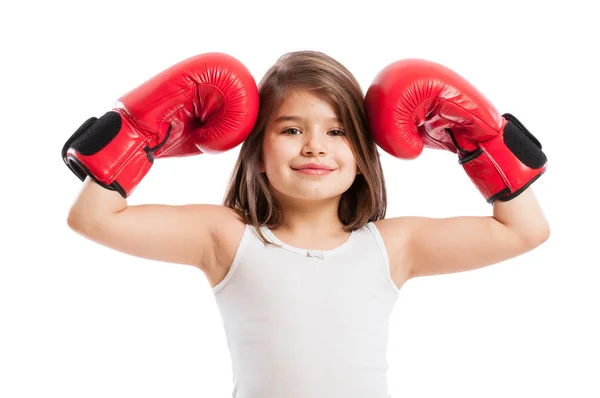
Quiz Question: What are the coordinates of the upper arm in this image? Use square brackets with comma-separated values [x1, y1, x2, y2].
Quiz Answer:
[377, 215, 548, 281]
[376, 188, 550, 281]
[69, 201, 242, 270]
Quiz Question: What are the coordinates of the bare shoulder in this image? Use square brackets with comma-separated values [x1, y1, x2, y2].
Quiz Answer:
[373, 217, 420, 287]
[373, 216, 421, 239]
[205, 206, 247, 274]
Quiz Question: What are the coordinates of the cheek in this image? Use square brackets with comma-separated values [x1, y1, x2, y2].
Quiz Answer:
[337, 145, 358, 169]
[262, 139, 286, 173]
[264, 137, 296, 164]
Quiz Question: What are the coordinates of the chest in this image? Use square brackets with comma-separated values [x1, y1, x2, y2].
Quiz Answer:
[206, 228, 406, 292]
[203, 224, 406, 289]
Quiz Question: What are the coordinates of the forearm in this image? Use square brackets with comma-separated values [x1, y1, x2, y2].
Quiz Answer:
[492, 187, 550, 246]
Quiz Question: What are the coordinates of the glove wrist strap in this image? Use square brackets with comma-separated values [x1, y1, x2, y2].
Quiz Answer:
[62, 110, 157, 198]
[460, 114, 547, 203]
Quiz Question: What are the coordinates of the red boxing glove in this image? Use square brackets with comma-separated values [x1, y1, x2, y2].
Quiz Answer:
[62, 52, 259, 198]
[365, 59, 547, 203]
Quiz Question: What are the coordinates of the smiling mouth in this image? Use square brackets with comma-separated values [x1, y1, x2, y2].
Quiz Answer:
[292, 167, 335, 175]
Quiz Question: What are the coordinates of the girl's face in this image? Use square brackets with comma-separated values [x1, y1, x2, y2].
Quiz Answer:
[261, 89, 360, 205]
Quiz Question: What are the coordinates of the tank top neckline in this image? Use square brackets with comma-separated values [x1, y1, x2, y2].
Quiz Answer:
[258, 225, 360, 260]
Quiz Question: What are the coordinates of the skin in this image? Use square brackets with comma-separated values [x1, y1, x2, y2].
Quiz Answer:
[67, 88, 550, 288]
[257, 88, 551, 287]
[258, 89, 361, 248]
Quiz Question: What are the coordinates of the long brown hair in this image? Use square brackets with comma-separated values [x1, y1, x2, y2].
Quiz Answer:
[223, 51, 386, 244]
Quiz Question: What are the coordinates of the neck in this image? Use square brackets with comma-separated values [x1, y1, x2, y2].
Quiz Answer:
[272, 196, 345, 235]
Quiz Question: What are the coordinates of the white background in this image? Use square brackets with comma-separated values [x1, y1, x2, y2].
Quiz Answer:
[1, 0, 598, 397]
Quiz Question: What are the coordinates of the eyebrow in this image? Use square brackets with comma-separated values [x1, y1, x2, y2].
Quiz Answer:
[273, 115, 341, 124]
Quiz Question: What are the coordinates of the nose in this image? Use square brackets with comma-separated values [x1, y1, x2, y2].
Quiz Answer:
[301, 131, 327, 156]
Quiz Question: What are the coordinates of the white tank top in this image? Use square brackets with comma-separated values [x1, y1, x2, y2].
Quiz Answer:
[212, 222, 400, 398]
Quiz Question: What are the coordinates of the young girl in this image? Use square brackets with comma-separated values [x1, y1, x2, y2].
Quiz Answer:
[64, 51, 550, 398]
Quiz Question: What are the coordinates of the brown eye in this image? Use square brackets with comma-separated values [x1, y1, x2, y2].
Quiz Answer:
[283, 128, 301, 135]
[329, 129, 346, 136]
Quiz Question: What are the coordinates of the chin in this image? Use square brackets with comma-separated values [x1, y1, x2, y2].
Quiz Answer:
[269, 174, 355, 202]
[289, 186, 348, 202]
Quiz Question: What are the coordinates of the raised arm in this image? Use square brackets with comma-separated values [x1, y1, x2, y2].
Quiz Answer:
[377, 188, 549, 280]
[366, 58, 549, 281]
[67, 178, 241, 269]
[62, 52, 258, 268]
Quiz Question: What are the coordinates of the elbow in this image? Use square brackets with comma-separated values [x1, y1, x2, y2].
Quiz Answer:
[66, 206, 96, 234]
[539, 224, 551, 244]
[523, 224, 551, 249]
[66, 209, 84, 233]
